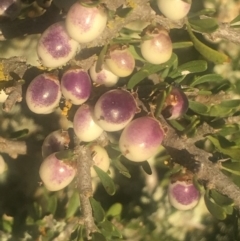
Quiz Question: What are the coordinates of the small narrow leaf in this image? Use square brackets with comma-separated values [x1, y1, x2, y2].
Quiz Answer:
[188, 100, 209, 115]
[189, 18, 219, 33]
[112, 225, 123, 238]
[47, 195, 58, 215]
[190, 74, 224, 87]
[230, 14, 240, 24]
[173, 41, 193, 49]
[66, 191, 79, 219]
[207, 135, 240, 160]
[204, 191, 227, 220]
[127, 53, 178, 89]
[96, 44, 108, 73]
[187, 22, 229, 64]
[154, 90, 167, 117]
[111, 156, 131, 178]
[92, 232, 107, 241]
[89, 197, 105, 223]
[106, 203, 123, 218]
[55, 149, 73, 161]
[94, 165, 116, 195]
[210, 189, 233, 206]
[221, 161, 240, 176]
[141, 161, 152, 175]
[116, 7, 133, 18]
[128, 45, 146, 62]
[188, 9, 216, 18]
[99, 219, 114, 233]
[169, 60, 207, 78]
[10, 129, 29, 139]
[220, 99, 240, 108]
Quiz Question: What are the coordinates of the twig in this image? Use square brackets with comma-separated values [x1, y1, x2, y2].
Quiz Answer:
[206, 22, 240, 44]
[3, 80, 23, 112]
[74, 137, 98, 239]
[0, 136, 27, 158]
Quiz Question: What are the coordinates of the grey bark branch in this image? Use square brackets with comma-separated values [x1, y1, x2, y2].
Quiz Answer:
[3, 80, 23, 112]
[0, 136, 27, 158]
[206, 22, 240, 44]
[74, 137, 98, 239]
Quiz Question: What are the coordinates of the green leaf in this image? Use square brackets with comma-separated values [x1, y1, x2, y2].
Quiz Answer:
[128, 45, 146, 62]
[218, 124, 240, 136]
[112, 156, 131, 178]
[106, 203, 123, 218]
[93, 165, 116, 195]
[127, 53, 178, 89]
[221, 161, 240, 176]
[208, 105, 232, 117]
[204, 191, 227, 220]
[47, 195, 57, 215]
[222, 205, 233, 215]
[220, 99, 240, 108]
[207, 135, 240, 160]
[188, 9, 216, 18]
[230, 14, 240, 24]
[172, 41, 193, 49]
[116, 7, 133, 18]
[190, 74, 224, 87]
[141, 161, 152, 175]
[99, 219, 114, 233]
[80, 1, 101, 7]
[188, 100, 209, 115]
[169, 60, 207, 79]
[96, 44, 108, 73]
[210, 189, 233, 206]
[92, 232, 107, 241]
[89, 197, 105, 223]
[112, 225, 123, 238]
[66, 191, 79, 219]
[154, 90, 167, 117]
[189, 18, 219, 33]
[55, 149, 73, 161]
[187, 22, 229, 64]
[10, 129, 29, 139]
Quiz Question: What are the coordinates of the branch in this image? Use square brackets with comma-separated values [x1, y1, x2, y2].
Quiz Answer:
[3, 80, 23, 112]
[74, 137, 98, 239]
[0, 136, 27, 158]
[206, 22, 240, 44]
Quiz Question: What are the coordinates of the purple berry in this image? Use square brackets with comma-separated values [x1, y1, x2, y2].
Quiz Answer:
[119, 116, 164, 162]
[157, 0, 192, 21]
[168, 172, 200, 210]
[39, 152, 76, 191]
[141, 25, 172, 64]
[65, 2, 107, 43]
[162, 87, 189, 119]
[0, 0, 21, 20]
[89, 61, 119, 87]
[105, 45, 135, 77]
[26, 73, 61, 114]
[73, 104, 103, 142]
[94, 89, 138, 132]
[61, 68, 92, 105]
[42, 130, 70, 159]
[37, 22, 79, 68]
